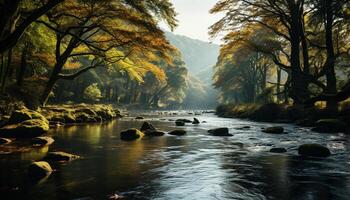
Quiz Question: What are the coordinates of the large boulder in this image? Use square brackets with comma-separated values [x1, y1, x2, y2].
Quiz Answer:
[298, 144, 331, 157]
[168, 130, 187, 136]
[120, 129, 144, 141]
[32, 136, 55, 146]
[208, 128, 233, 136]
[28, 161, 53, 178]
[262, 126, 285, 134]
[8, 109, 48, 125]
[44, 151, 80, 162]
[0, 119, 49, 138]
[312, 119, 347, 133]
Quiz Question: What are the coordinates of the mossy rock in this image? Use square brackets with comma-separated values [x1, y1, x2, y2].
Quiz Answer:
[28, 161, 53, 178]
[312, 119, 347, 133]
[44, 151, 80, 162]
[8, 109, 48, 125]
[208, 128, 233, 136]
[63, 112, 76, 123]
[120, 129, 144, 141]
[298, 144, 331, 157]
[262, 126, 285, 134]
[168, 130, 187, 136]
[32, 136, 55, 146]
[0, 119, 49, 138]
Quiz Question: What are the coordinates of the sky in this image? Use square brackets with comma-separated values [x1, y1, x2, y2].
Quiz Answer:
[160, 0, 223, 44]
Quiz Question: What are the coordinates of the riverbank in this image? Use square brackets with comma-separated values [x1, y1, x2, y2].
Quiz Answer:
[0, 104, 122, 154]
[216, 103, 350, 134]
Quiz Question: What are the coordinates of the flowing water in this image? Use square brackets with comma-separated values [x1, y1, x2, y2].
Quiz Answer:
[1, 111, 350, 200]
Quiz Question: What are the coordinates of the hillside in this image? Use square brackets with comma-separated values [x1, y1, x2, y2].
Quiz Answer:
[165, 31, 220, 109]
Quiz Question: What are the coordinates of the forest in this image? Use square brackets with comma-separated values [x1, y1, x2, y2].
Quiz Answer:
[1, 0, 350, 200]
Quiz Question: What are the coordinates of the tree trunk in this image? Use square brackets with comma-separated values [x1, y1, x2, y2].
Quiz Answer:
[324, 0, 338, 112]
[289, 3, 309, 104]
[1, 48, 12, 91]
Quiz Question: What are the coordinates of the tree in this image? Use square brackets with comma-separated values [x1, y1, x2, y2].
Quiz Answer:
[0, 0, 64, 53]
[35, 0, 177, 106]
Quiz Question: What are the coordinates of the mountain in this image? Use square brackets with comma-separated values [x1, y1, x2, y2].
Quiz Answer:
[165, 31, 220, 109]
[165, 32, 220, 81]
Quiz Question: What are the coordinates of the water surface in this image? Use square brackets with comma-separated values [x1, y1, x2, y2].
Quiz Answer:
[1, 112, 350, 200]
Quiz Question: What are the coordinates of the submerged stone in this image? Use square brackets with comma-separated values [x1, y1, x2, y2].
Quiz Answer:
[208, 128, 233, 136]
[44, 151, 80, 161]
[262, 126, 285, 134]
[270, 148, 287, 153]
[175, 121, 185, 126]
[168, 130, 187, 136]
[32, 136, 55, 146]
[298, 144, 331, 157]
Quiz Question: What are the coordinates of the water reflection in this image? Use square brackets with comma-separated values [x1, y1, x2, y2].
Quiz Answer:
[0, 114, 350, 200]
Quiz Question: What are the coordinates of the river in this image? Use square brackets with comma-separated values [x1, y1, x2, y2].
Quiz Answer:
[1, 111, 350, 200]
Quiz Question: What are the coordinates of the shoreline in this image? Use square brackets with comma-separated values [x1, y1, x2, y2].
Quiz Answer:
[215, 103, 350, 134]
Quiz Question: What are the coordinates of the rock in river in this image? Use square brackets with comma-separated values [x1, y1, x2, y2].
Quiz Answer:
[32, 136, 55, 146]
[140, 122, 156, 132]
[0, 119, 49, 138]
[208, 128, 233, 136]
[120, 129, 144, 141]
[270, 148, 287, 153]
[312, 119, 347, 133]
[28, 161, 53, 178]
[262, 126, 285, 134]
[176, 119, 192, 123]
[192, 118, 200, 125]
[168, 130, 187, 136]
[44, 151, 80, 162]
[0, 138, 11, 145]
[298, 144, 331, 157]
[175, 121, 185, 126]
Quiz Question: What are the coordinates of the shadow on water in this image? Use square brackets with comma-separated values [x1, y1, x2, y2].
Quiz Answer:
[1, 112, 350, 199]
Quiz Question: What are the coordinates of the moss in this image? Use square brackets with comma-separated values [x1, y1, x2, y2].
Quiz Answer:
[8, 109, 48, 125]
[0, 119, 49, 138]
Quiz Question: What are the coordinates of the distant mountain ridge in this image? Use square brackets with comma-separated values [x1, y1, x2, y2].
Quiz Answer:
[165, 31, 220, 82]
[165, 31, 220, 109]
